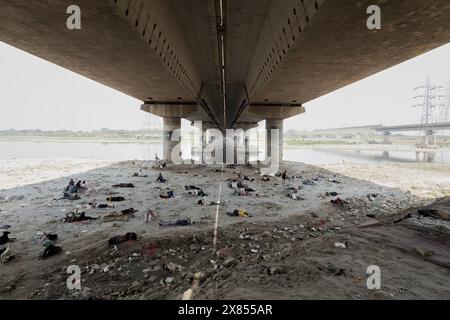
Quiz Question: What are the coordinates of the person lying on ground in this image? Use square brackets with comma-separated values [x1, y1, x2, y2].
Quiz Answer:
[185, 185, 202, 190]
[159, 218, 192, 227]
[103, 208, 137, 221]
[189, 189, 208, 197]
[63, 211, 98, 223]
[156, 173, 167, 183]
[88, 202, 115, 209]
[121, 208, 136, 215]
[287, 193, 305, 201]
[113, 183, 135, 188]
[108, 232, 137, 245]
[0, 231, 11, 245]
[226, 209, 251, 218]
[106, 196, 126, 202]
[133, 170, 148, 178]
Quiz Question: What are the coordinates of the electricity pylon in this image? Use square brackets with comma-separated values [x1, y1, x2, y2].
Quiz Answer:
[438, 73, 450, 123]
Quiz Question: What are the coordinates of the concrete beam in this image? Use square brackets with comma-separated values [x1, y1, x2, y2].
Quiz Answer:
[141, 103, 198, 119]
[247, 105, 305, 120]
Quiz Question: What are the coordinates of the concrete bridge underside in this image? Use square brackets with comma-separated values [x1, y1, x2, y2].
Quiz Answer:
[1, 0, 450, 162]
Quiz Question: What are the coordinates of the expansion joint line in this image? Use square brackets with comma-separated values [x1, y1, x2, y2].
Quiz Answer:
[212, 163, 225, 253]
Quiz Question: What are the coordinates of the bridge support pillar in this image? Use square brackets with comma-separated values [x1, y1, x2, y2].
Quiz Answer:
[424, 130, 436, 147]
[266, 119, 284, 163]
[382, 131, 392, 144]
[163, 117, 181, 163]
[245, 135, 250, 165]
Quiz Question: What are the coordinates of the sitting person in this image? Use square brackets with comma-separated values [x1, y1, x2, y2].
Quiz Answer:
[238, 188, 248, 196]
[156, 173, 167, 183]
[160, 190, 174, 199]
[65, 179, 75, 192]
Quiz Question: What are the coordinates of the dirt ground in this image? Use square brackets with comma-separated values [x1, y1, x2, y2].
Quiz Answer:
[0, 160, 449, 299]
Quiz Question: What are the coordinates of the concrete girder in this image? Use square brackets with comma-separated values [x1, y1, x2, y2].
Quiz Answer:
[247, 105, 306, 121]
[140, 103, 198, 119]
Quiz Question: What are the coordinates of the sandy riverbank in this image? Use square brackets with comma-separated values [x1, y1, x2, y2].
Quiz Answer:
[0, 159, 449, 299]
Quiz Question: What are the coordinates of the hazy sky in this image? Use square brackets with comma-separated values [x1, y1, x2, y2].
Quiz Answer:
[0, 41, 449, 132]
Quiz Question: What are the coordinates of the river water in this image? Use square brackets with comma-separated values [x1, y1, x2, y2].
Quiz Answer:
[1, 141, 449, 165]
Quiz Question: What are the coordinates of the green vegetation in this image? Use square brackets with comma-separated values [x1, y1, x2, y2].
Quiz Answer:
[0, 128, 162, 142]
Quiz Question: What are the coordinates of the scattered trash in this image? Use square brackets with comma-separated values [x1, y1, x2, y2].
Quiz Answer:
[418, 209, 450, 221]
[334, 242, 347, 249]
[358, 219, 382, 228]
[414, 247, 435, 257]
[144, 209, 157, 223]
[288, 193, 305, 200]
[165, 262, 182, 273]
[223, 257, 238, 268]
[303, 179, 316, 186]
[325, 192, 339, 197]
[0, 247, 15, 264]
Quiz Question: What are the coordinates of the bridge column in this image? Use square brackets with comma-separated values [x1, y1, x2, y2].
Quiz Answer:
[245, 134, 250, 164]
[163, 117, 181, 163]
[246, 105, 305, 164]
[382, 131, 392, 144]
[424, 130, 436, 147]
[266, 119, 284, 163]
[141, 103, 198, 164]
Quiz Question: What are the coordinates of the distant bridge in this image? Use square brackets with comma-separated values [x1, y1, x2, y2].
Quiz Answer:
[375, 122, 450, 146]
[313, 125, 383, 134]
[375, 122, 450, 133]
[313, 122, 450, 146]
